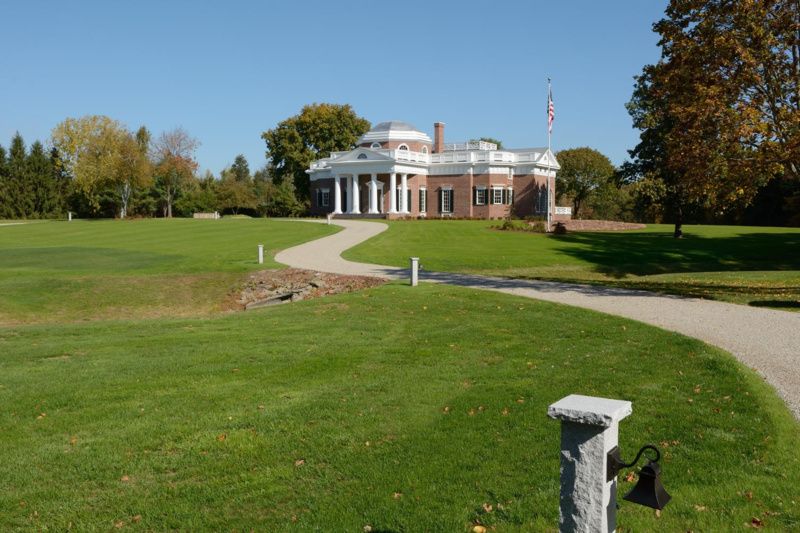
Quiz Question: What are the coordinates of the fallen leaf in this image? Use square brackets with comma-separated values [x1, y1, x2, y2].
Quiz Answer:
[468, 409, 476, 416]
[750, 516, 764, 528]
[516, 398, 525, 404]
[114, 520, 125, 528]
[132, 515, 142, 523]
[655, 509, 662, 518]
[363, 526, 373, 533]
[482, 503, 493, 513]
[258, 405, 265, 410]
[69, 435, 78, 446]
[472, 526, 487, 533]
[694, 385, 702, 394]
[694, 504, 707, 512]
[36, 413, 46, 420]
[624, 472, 635, 483]
[217, 433, 226, 442]
[120, 475, 130, 482]
[501, 407, 510, 416]
[392, 492, 402, 499]
[294, 459, 305, 467]
[745, 490, 754, 500]
[442, 406, 450, 414]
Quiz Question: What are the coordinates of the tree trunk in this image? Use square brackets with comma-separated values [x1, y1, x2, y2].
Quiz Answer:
[673, 203, 683, 238]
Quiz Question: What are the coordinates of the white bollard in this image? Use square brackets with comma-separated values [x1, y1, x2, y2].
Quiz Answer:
[68, 211, 72, 222]
[258, 244, 264, 264]
[409, 257, 419, 286]
[548, 394, 632, 533]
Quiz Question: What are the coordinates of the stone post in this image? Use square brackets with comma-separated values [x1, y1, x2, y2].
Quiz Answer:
[409, 257, 419, 286]
[68, 211, 72, 222]
[547, 394, 632, 533]
[258, 244, 264, 265]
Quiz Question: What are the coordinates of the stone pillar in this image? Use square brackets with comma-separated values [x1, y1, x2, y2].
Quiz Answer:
[351, 174, 361, 214]
[401, 173, 409, 213]
[369, 174, 378, 214]
[333, 175, 342, 214]
[389, 172, 397, 213]
[410, 257, 419, 286]
[548, 394, 632, 533]
[257, 244, 264, 264]
[346, 175, 353, 213]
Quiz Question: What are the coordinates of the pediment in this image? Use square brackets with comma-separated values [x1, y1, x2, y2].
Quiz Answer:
[536, 149, 560, 170]
[330, 147, 395, 164]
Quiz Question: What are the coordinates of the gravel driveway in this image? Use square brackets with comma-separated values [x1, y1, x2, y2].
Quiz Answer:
[276, 219, 800, 419]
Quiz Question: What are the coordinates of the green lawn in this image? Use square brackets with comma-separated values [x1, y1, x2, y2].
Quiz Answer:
[1, 283, 798, 531]
[0, 219, 337, 325]
[2, 218, 799, 530]
[344, 220, 800, 309]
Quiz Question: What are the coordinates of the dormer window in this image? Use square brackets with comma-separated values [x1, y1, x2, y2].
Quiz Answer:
[370, 142, 381, 149]
[398, 144, 409, 151]
[357, 153, 368, 159]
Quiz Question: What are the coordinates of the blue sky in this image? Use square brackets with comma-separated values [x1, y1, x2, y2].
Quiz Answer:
[0, 1, 667, 174]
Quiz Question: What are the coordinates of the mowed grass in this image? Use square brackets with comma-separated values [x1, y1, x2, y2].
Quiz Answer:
[343, 220, 800, 309]
[0, 219, 337, 325]
[1, 283, 798, 531]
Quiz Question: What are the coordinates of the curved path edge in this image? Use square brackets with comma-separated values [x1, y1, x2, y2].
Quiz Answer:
[277, 219, 800, 419]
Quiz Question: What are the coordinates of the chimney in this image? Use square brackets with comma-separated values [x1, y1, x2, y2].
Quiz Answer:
[433, 122, 445, 153]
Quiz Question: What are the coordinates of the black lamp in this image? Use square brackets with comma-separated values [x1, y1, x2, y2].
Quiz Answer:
[607, 444, 671, 510]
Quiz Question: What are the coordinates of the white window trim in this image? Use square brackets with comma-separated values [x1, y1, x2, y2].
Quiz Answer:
[421, 146, 428, 154]
[475, 186, 487, 206]
[419, 186, 427, 213]
[491, 187, 503, 205]
[370, 142, 381, 149]
[506, 187, 514, 205]
[397, 143, 409, 151]
[440, 187, 453, 214]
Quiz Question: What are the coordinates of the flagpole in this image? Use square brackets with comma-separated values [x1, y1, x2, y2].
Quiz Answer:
[546, 77, 552, 232]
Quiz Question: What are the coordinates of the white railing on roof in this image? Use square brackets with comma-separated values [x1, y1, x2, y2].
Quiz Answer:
[443, 140, 498, 151]
[386, 149, 429, 163]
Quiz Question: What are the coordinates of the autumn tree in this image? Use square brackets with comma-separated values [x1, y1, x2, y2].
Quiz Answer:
[625, 0, 800, 236]
[555, 147, 616, 219]
[262, 103, 370, 200]
[151, 127, 199, 217]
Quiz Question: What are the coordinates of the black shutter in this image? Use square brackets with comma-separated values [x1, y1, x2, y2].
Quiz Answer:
[473, 187, 477, 206]
[438, 189, 443, 213]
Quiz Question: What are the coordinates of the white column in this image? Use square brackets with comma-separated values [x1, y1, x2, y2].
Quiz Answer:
[369, 174, 378, 214]
[333, 175, 342, 214]
[389, 172, 397, 213]
[548, 394, 632, 533]
[401, 173, 409, 213]
[351, 174, 361, 214]
[346, 174, 353, 213]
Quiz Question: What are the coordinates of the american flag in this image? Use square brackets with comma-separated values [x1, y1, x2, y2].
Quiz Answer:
[547, 82, 555, 134]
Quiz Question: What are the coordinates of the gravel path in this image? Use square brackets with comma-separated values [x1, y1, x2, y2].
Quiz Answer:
[276, 219, 800, 419]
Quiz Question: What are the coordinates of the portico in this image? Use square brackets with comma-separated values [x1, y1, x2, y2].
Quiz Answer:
[330, 171, 412, 216]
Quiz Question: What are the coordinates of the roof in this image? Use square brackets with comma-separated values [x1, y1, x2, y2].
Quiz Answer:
[357, 120, 432, 145]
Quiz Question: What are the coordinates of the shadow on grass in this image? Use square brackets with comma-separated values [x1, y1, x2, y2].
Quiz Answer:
[546, 230, 800, 277]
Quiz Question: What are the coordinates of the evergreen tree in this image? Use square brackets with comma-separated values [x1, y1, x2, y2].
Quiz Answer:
[0, 144, 8, 218]
[231, 154, 251, 182]
[26, 141, 58, 217]
[8, 133, 33, 218]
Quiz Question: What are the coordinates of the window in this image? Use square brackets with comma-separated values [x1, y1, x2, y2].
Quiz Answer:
[370, 142, 381, 149]
[421, 146, 429, 154]
[398, 143, 409, 151]
[316, 188, 330, 207]
[474, 187, 488, 206]
[419, 188, 427, 212]
[357, 153, 368, 159]
[492, 187, 503, 205]
[440, 188, 453, 213]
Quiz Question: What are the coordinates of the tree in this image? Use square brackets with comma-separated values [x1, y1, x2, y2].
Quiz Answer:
[262, 103, 370, 200]
[26, 141, 61, 217]
[51, 115, 132, 213]
[625, 0, 800, 236]
[151, 127, 199, 217]
[115, 130, 152, 218]
[230, 154, 251, 182]
[555, 147, 616, 218]
[0, 144, 8, 218]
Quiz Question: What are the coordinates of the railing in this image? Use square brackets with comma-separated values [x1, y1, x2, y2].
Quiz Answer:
[442, 140, 498, 151]
[311, 148, 549, 169]
[386, 149, 429, 163]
